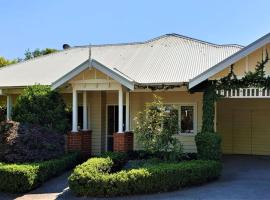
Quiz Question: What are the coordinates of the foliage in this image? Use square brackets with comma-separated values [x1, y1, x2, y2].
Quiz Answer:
[134, 95, 183, 161]
[0, 152, 79, 193]
[0, 56, 18, 68]
[12, 85, 69, 133]
[0, 121, 65, 163]
[201, 83, 217, 133]
[217, 50, 270, 90]
[99, 151, 128, 171]
[24, 48, 58, 60]
[69, 156, 222, 197]
[195, 132, 222, 160]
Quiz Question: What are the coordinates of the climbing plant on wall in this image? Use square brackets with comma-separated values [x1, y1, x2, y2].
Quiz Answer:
[201, 50, 270, 133]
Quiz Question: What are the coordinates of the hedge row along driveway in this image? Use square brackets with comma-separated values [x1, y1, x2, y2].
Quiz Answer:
[0, 152, 79, 193]
[69, 156, 222, 197]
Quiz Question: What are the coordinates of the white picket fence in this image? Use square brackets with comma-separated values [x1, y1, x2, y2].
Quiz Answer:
[217, 88, 270, 98]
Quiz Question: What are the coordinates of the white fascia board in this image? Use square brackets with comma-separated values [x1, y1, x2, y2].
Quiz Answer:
[51, 59, 135, 90]
[91, 59, 135, 90]
[189, 33, 270, 89]
[51, 60, 89, 90]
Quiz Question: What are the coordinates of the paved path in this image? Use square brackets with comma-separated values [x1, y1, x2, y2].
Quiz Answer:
[2, 155, 270, 200]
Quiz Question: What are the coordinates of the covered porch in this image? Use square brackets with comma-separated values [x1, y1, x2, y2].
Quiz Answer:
[63, 66, 134, 155]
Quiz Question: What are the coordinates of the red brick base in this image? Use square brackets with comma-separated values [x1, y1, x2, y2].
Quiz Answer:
[66, 130, 92, 156]
[113, 132, 133, 152]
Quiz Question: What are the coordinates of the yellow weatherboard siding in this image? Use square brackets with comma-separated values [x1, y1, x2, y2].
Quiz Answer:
[210, 44, 270, 80]
[217, 99, 270, 155]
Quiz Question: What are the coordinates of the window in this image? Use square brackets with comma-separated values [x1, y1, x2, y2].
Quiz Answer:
[180, 106, 194, 134]
[165, 104, 196, 135]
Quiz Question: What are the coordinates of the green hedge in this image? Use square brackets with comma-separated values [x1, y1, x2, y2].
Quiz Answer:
[195, 132, 222, 160]
[69, 156, 222, 197]
[0, 152, 79, 193]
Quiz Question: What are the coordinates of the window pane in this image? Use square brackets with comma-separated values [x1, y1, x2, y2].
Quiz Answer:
[165, 105, 179, 133]
[181, 106, 194, 133]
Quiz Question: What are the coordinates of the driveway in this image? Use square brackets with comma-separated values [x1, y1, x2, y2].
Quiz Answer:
[2, 155, 270, 200]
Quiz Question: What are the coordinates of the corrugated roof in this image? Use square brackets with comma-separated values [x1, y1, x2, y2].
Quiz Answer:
[0, 34, 242, 88]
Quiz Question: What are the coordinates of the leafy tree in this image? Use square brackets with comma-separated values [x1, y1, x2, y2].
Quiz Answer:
[12, 85, 69, 133]
[0, 56, 17, 68]
[24, 48, 58, 60]
[134, 95, 183, 160]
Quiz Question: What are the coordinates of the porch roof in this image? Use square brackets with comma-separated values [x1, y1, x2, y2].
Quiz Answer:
[0, 33, 242, 89]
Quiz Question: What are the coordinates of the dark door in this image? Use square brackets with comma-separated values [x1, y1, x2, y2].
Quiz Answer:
[107, 105, 126, 151]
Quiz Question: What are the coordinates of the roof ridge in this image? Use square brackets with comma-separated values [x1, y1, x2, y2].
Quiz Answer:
[74, 33, 244, 49]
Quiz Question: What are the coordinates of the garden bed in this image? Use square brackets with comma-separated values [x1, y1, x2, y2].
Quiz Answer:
[69, 152, 222, 197]
[0, 152, 80, 193]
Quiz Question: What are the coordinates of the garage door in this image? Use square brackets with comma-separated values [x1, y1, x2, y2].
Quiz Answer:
[217, 99, 270, 155]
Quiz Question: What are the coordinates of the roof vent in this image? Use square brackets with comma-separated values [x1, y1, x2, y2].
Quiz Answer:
[63, 44, 71, 50]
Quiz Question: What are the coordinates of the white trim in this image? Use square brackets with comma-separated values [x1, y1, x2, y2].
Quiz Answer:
[118, 88, 123, 133]
[72, 87, 78, 132]
[51, 60, 89, 90]
[189, 33, 270, 89]
[125, 91, 130, 132]
[82, 91, 88, 131]
[91, 59, 135, 90]
[165, 102, 198, 136]
[51, 59, 135, 91]
[178, 103, 197, 136]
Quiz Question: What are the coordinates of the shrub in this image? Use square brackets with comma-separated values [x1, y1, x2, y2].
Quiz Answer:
[0, 152, 79, 193]
[0, 121, 65, 163]
[69, 157, 222, 197]
[99, 151, 128, 171]
[195, 132, 222, 160]
[12, 85, 69, 133]
[134, 95, 183, 161]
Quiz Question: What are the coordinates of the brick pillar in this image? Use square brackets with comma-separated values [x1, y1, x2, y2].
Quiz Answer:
[113, 132, 133, 152]
[66, 130, 92, 156]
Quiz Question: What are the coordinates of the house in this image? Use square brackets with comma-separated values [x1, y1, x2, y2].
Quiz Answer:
[0, 33, 270, 155]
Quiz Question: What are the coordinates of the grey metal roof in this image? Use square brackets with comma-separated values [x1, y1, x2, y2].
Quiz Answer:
[0, 34, 242, 88]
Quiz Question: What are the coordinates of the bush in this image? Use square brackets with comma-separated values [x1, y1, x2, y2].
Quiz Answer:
[69, 156, 222, 197]
[195, 132, 222, 160]
[134, 95, 183, 161]
[0, 152, 79, 193]
[12, 85, 69, 133]
[0, 121, 65, 163]
[0, 106, 6, 122]
[99, 151, 128, 171]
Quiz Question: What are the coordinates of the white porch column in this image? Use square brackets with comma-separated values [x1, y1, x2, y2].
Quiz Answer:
[72, 88, 78, 132]
[118, 87, 123, 133]
[6, 95, 12, 120]
[83, 91, 88, 131]
[125, 91, 130, 132]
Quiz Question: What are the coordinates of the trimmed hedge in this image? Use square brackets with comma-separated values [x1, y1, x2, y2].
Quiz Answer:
[0, 152, 79, 193]
[195, 132, 222, 160]
[69, 155, 222, 197]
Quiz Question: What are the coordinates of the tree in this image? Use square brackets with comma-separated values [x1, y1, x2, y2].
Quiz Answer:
[12, 85, 69, 133]
[134, 95, 183, 160]
[0, 56, 17, 68]
[24, 48, 58, 60]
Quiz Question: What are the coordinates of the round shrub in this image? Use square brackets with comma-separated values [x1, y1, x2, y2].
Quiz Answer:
[195, 132, 222, 160]
[0, 120, 65, 163]
[12, 85, 68, 133]
[69, 156, 222, 197]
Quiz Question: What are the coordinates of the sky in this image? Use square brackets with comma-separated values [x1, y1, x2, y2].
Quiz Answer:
[1, 0, 270, 59]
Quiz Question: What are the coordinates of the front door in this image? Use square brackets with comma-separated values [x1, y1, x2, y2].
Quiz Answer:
[107, 105, 126, 151]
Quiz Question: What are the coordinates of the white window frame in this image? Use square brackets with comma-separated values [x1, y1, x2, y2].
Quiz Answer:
[178, 103, 197, 136]
[164, 103, 197, 136]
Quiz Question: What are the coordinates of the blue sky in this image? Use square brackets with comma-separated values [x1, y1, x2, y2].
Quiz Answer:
[1, 0, 270, 59]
